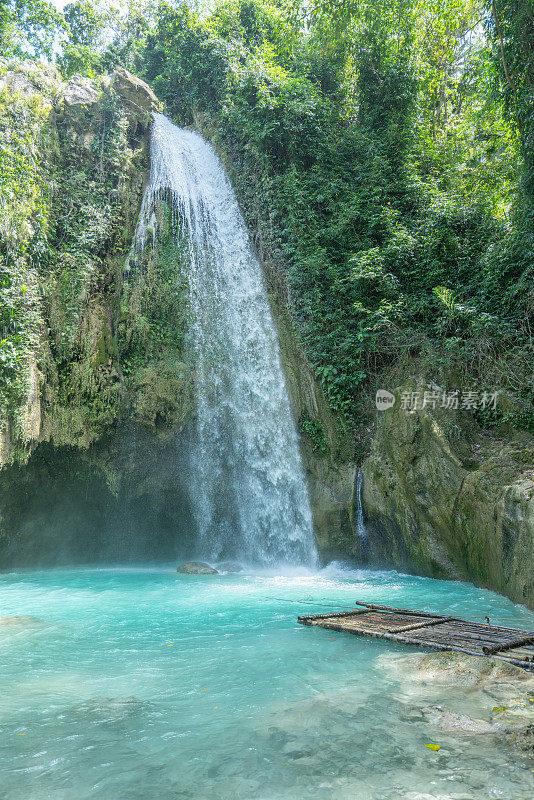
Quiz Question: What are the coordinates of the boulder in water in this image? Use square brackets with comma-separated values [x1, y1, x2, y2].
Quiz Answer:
[177, 561, 219, 575]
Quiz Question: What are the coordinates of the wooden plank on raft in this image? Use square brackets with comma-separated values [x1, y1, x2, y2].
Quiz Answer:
[297, 602, 534, 670]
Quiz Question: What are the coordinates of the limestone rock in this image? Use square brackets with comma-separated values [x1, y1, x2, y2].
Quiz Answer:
[424, 705, 494, 734]
[0, 61, 61, 97]
[501, 721, 534, 754]
[362, 380, 534, 606]
[61, 76, 101, 124]
[110, 68, 160, 115]
[0, 70, 38, 96]
[377, 650, 533, 689]
[378, 651, 534, 755]
[177, 561, 219, 575]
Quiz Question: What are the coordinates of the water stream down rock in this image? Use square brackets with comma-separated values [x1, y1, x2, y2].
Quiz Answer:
[134, 114, 317, 567]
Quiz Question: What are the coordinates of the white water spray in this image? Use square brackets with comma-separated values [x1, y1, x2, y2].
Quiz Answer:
[133, 114, 317, 566]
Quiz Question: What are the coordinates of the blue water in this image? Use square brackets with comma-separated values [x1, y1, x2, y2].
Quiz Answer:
[1, 564, 533, 799]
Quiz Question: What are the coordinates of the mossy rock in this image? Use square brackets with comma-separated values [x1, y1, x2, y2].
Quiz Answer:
[132, 357, 194, 430]
[362, 380, 534, 606]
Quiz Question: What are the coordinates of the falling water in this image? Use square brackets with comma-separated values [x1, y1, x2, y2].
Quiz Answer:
[133, 114, 316, 566]
[355, 469, 366, 542]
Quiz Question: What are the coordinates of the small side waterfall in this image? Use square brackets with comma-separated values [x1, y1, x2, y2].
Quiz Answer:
[133, 114, 316, 567]
[355, 469, 366, 543]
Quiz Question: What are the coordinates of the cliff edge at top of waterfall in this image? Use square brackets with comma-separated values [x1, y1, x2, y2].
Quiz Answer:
[109, 68, 161, 116]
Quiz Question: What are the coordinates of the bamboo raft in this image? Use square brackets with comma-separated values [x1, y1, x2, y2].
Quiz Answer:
[297, 602, 534, 669]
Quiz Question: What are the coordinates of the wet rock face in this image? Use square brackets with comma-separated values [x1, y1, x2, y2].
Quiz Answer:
[177, 562, 219, 575]
[271, 306, 356, 558]
[361, 382, 534, 606]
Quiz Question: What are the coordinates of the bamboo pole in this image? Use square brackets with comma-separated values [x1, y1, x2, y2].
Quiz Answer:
[298, 608, 370, 624]
[483, 635, 534, 655]
[354, 602, 455, 619]
[313, 619, 534, 669]
[386, 616, 455, 634]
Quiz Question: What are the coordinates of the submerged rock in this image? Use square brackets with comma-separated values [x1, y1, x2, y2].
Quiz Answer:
[217, 561, 244, 573]
[424, 705, 494, 734]
[377, 650, 533, 689]
[177, 561, 219, 575]
[0, 615, 41, 626]
[377, 651, 534, 755]
[70, 696, 147, 723]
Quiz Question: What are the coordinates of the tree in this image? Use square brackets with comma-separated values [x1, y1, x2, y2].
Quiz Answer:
[487, 0, 534, 197]
[63, 0, 103, 46]
[0, 0, 65, 59]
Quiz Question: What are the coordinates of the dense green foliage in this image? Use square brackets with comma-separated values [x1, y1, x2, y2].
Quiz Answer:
[0, 0, 65, 59]
[140, 0, 533, 426]
[1, 0, 532, 432]
[0, 67, 140, 442]
[0, 81, 51, 412]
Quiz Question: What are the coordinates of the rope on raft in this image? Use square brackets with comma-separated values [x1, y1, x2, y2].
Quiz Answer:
[261, 596, 534, 627]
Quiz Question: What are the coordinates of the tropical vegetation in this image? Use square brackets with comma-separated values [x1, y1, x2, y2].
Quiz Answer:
[1, 0, 532, 430]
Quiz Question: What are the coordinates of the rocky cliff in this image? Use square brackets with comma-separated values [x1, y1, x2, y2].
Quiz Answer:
[1, 64, 532, 607]
[361, 383, 534, 607]
[0, 61, 353, 566]
[0, 62, 198, 564]
[0, 62, 163, 464]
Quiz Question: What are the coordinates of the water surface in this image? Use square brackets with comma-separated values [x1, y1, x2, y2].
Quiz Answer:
[1, 565, 533, 799]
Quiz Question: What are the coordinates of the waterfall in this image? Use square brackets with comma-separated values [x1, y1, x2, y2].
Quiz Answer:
[133, 114, 317, 567]
[355, 469, 366, 542]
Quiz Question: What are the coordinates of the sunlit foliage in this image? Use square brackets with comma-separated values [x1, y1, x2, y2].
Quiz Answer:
[2, 0, 532, 428]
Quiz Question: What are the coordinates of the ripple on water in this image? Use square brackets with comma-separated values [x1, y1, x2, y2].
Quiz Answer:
[0, 566, 533, 800]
